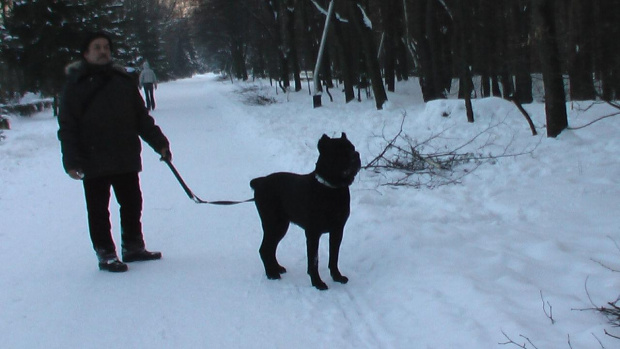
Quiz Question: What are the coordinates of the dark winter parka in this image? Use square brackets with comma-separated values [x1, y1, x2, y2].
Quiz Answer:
[58, 61, 169, 178]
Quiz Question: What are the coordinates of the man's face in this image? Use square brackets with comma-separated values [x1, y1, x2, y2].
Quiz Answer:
[83, 37, 111, 65]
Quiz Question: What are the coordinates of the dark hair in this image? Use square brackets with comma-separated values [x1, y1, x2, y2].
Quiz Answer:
[80, 31, 113, 55]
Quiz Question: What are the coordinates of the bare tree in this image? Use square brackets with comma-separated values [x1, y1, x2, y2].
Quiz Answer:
[348, 0, 387, 109]
[567, 0, 596, 100]
[532, 0, 568, 137]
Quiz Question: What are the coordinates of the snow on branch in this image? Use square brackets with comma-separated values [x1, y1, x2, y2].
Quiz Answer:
[356, 4, 372, 29]
[310, 0, 328, 16]
[310, 0, 348, 23]
[436, 0, 453, 20]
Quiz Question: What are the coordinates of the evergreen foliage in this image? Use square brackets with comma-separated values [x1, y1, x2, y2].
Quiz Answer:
[0, 0, 200, 103]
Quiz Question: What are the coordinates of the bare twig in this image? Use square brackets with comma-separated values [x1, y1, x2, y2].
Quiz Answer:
[499, 331, 539, 349]
[540, 290, 556, 324]
[609, 235, 620, 254]
[568, 97, 620, 130]
[589, 236, 620, 272]
[590, 258, 620, 273]
[574, 272, 620, 340]
[605, 330, 620, 340]
[365, 114, 406, 169]
[592, 332, 606, 348]
[567, 111, 620, 130]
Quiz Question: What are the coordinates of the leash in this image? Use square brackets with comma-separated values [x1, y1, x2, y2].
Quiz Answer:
[164, 159, 254, 205]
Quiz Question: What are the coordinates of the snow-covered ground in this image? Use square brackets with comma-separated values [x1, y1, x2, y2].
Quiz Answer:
[1, 74, 619, 348]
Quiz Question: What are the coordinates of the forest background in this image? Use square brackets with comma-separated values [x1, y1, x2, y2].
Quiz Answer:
[1, 0, 620, 138]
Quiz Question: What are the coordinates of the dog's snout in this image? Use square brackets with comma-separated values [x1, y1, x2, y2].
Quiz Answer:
[352, 151, 361, 168]
[343, 152, 361, 177]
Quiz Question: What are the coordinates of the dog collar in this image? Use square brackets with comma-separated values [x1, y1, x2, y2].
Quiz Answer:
[315, 174, 339, 189]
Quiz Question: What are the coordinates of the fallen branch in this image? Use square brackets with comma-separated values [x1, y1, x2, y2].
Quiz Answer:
[572, 271, 620, 341]
[364, 113, 539, 188]
[509, 97, 538, 136]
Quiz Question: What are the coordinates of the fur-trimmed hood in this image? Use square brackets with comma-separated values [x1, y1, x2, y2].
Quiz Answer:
[64, 60, 129, 81]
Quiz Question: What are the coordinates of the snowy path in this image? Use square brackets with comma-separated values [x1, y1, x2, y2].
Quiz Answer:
[1, 76, 398, 348]
[2, 74, 620, 348]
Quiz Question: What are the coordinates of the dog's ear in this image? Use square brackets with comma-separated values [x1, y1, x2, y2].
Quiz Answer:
[341, 132, 347, 140]
[318, 134, 330, 152]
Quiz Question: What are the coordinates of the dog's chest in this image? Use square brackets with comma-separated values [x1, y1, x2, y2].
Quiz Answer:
[287, 183, 350, 231]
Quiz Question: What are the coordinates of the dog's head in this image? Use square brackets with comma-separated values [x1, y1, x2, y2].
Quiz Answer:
[314, 133, 361, 188]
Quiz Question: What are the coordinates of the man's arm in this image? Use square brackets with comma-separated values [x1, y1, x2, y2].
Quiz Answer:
[57, 84, 85, 177]
[134, 89, 170, 156]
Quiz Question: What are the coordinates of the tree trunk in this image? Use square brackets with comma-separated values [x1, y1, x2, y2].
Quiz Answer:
[514, 71, 533, 104]
[426, 0, 452, 99]
[473, 0, 495, 99]
[380, 0, 397, 92]
[491, 76, 501, 97]
[500, 71, 514, 99]
[312, 0, 335, 107]
[411, 0, 451, 102]
[567, 0, 595, 100]
[332, 13, 356, 103]
[532, 0, 568, 138]
[267, 0, 290, 88]
[512, 1, 533, 103]
[286, 0, 302, 92]
[231, 42, 248, 80]
[593, 0, 620, 101]
[456, 0, 474, 122]
[349, 0, 388, 109]
[480, 74, 490, 97]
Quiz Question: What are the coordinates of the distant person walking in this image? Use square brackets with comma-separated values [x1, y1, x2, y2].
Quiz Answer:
[58, 32, 172, 272]
[139, 62, 158, 110]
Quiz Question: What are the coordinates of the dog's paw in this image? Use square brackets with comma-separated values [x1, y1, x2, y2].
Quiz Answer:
[313, 281, 329, 291]
[265, 264, 286, 280]
[330, 270, 349, 284]
[266, 271, 282, 280]
[332, 275, 349, 284]
[310, 275, 329, 290]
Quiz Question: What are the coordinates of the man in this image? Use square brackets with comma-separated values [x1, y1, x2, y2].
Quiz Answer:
[58, 32, 171, 272]
[139, 61, 157, 110]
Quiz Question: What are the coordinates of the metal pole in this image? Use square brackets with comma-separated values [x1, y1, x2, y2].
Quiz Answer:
[312, 0, 335, 108]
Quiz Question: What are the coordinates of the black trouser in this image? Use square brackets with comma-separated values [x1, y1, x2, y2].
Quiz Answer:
[83, 172, 145, 255]
[143, 83, 155, 110]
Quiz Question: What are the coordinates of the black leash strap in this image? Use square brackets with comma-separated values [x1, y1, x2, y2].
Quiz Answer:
[164, 159, 254, 205]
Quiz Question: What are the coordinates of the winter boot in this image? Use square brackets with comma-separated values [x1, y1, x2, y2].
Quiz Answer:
[122, 248, 162, 263]
[96, 250, 128, 272]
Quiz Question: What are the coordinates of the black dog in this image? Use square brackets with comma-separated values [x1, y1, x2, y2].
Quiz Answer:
[250, 133, 361, 290]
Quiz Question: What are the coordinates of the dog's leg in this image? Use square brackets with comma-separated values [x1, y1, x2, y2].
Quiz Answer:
[328, 229, 349, 284]
[305, 231, 328, 290]
[259, 220, 289, 280]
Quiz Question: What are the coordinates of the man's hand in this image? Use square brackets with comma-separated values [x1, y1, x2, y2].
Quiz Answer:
[67, 169, 84, 180]
[159, 147, 172, 162]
